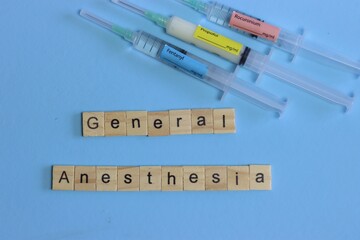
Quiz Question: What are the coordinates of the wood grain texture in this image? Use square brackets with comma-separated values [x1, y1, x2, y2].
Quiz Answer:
[147, 111, 170, 136]
[161, 166, 183, 191]
[169, 110, 192, 135]
[96, 166, 118, 191]
[82, 112, 105, 137]
[52, 166, 74, 191]
[249, 165, 272, 190]
[74, 166, 96, 191]
[118, 167, 140, 191]
[139, 166, 162, 191]
[104, 112, 127, 136]
[191, 109, 214, 134]
[228, 166, 249, 191]
[213, 109, 236, 134]
[52, 165, 268, 192]
[126, 111, 148, 136]
[205, 166, 228, 191]
[183, 166, 205, 191]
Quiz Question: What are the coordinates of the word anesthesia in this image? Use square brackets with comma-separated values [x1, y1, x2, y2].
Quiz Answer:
[82, 108, 236, 137]
[52, 165, 271, 191]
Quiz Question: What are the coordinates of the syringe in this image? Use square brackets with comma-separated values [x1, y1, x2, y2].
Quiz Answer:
[176, 0, 360, 76]
[111, 0, 354, 111]
[79, 10, 288, 115]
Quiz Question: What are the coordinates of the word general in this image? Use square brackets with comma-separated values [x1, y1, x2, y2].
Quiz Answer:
[82, 108, 235, 137]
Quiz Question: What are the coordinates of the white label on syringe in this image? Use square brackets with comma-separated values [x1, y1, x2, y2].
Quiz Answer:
[193, 26, 243, 56]
[160, 45, 208, 78]
[229, 11, 280, 42]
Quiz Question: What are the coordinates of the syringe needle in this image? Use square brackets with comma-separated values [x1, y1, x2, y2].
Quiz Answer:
[80, 9, 134, 42]
[111, 0, 170, 28]
[111, 0, 147, 17]
[175, 0, 208, 13]
[80, 10, 114, 31]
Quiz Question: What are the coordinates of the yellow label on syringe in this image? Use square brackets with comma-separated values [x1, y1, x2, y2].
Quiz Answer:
[193, 26, 243, 56]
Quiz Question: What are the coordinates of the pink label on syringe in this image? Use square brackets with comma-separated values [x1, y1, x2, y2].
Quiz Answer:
[229, 11, 280, 42]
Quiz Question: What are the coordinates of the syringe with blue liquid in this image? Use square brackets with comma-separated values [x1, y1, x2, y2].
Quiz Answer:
[79, 10, 287, 115]
[111, 0, 354, 111]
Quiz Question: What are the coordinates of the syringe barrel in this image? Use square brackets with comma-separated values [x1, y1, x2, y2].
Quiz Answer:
[133, 30, 240, 87]
[204, 2, 303, 55]
[132, 31, 210, 79]
[132, 31, 286, 114]
[244, 50, 354, 110]
[166, 16, 249, 64]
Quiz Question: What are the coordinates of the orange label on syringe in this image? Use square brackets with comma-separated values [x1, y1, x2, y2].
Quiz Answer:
[229, 11, 280, 42]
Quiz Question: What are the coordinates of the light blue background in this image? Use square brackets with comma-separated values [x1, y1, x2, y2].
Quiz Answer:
[1, 0, 360, 239]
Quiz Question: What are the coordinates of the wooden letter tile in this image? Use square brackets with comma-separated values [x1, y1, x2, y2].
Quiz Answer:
[183, 166, 205, 191]
[169, 110, 192, 135]
[227, 166, 249, 191]
[191, 109, 214, 134]
[126, 111, 148, 136]
[213, 109, 236, 134]
[74, 166, 96, 191]
[96, 166, 118, 191]
[205, 166, 227, 191]
[249, 165, 272, 190]
[139, 166, 162, 191]
[52, 166, 74, 191]
[147, 111, 170, 136]
[104, 112, 127, 136]
[161, 167, 183, 191]
[118, 167, 140, 191]
[82, 112, 105, 137]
